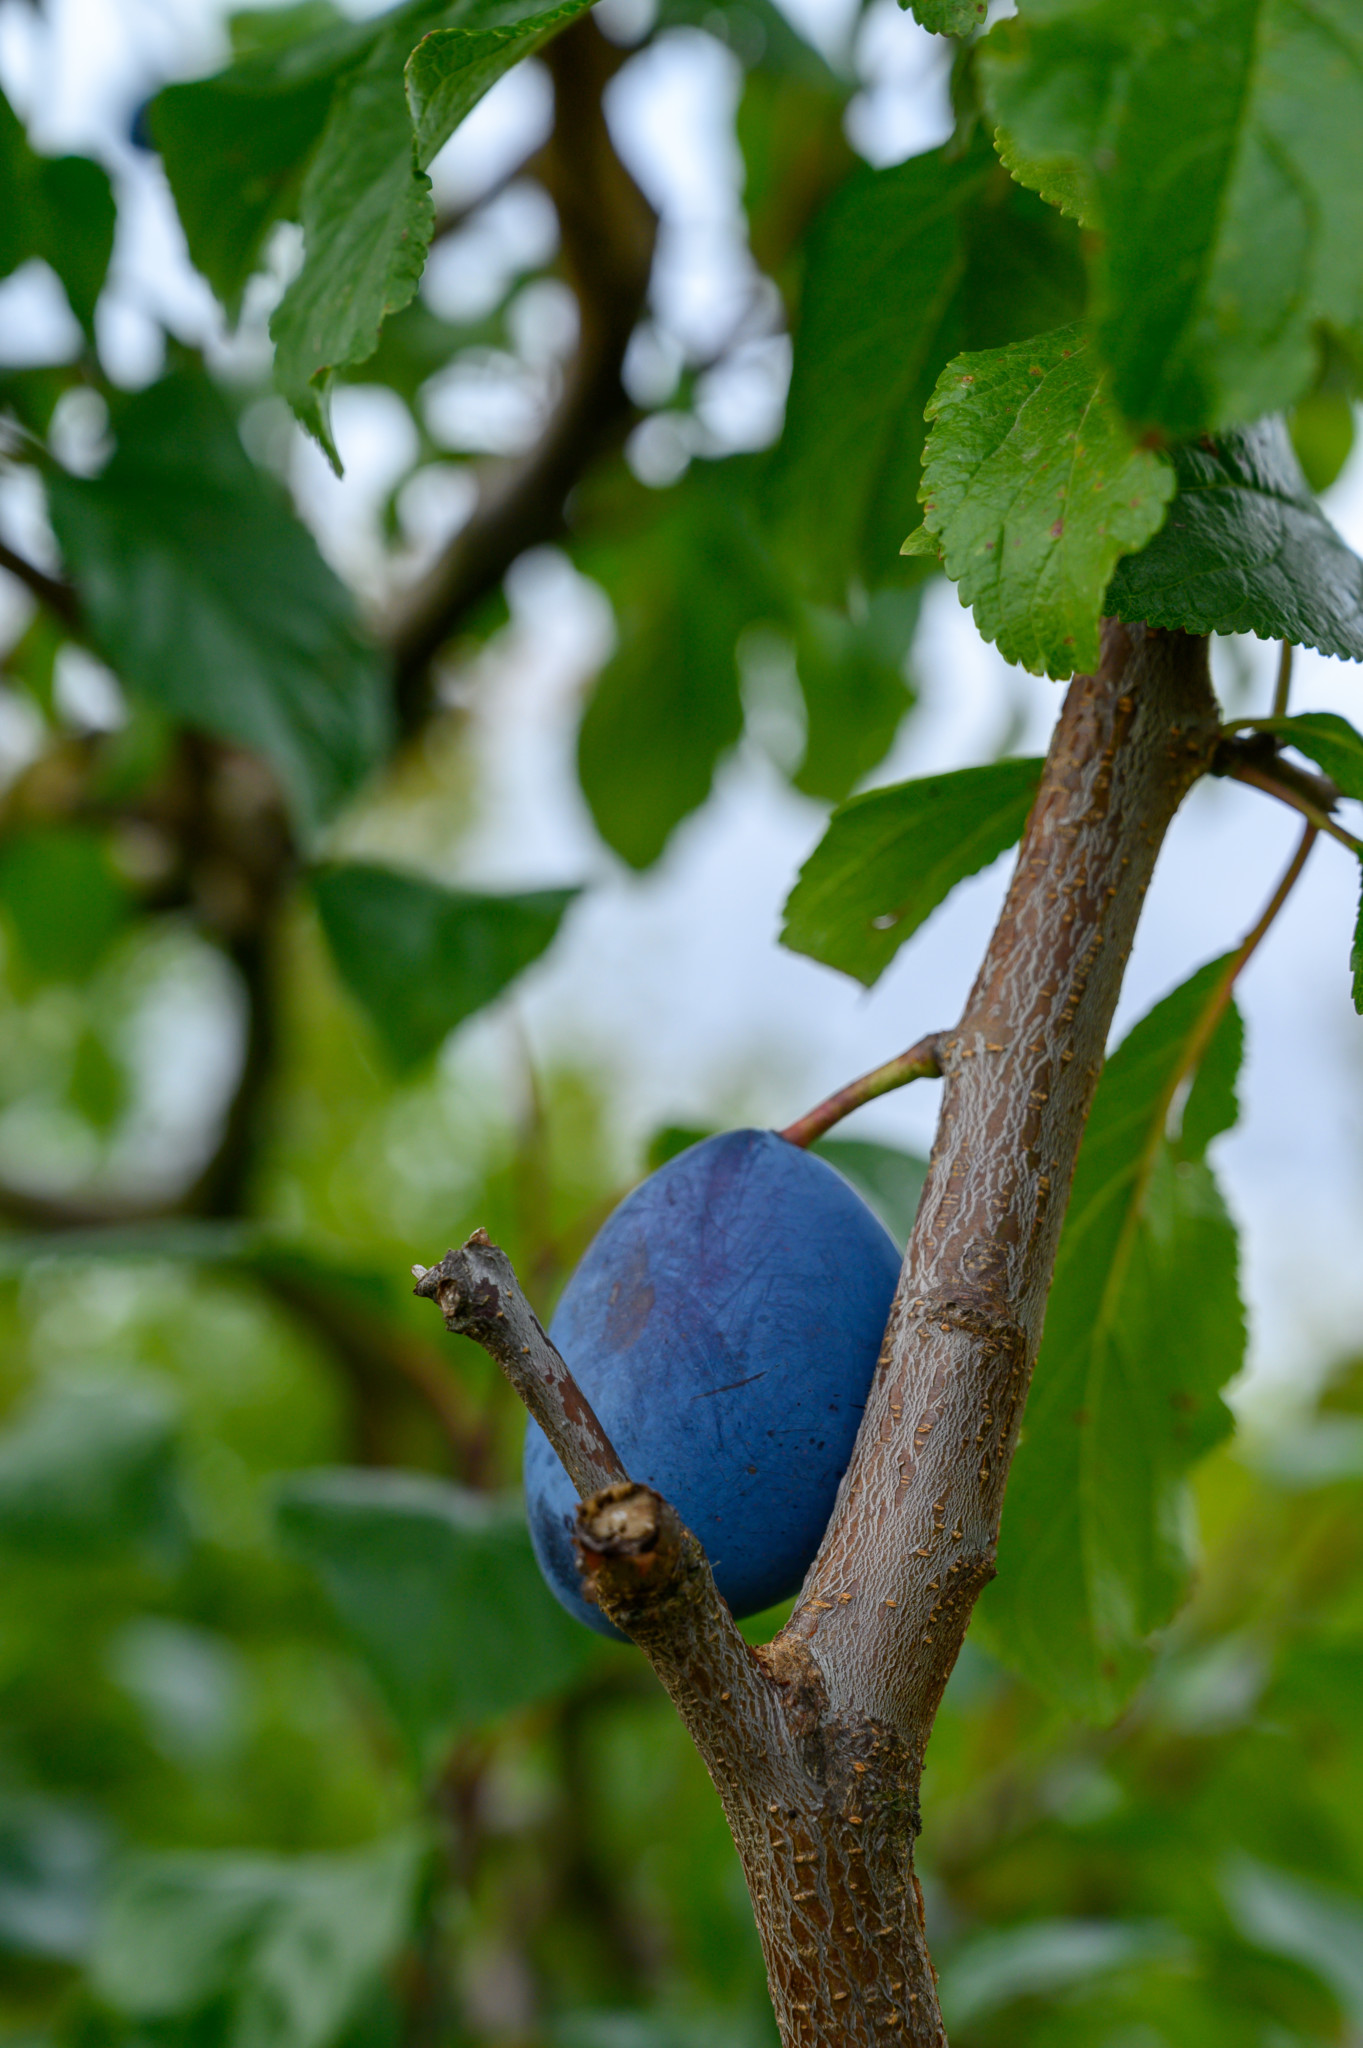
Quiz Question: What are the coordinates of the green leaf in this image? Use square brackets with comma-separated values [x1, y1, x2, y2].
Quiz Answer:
[1105, 421, 1363, 660]
[271, 0, 587, 466]
[909, 324, 1175, 677]
[979, 0, 1363, 437]
[46, 369, 390, 831]
[780, 757, 1043, 986]
[791, 590, 920, 805]
[311, 862, 576, 1068]
[978, 960, 1246, 1719]
[768, 140, 1086, 599]
[270, 20, 436, 468]
[150, 12, 373, 317]
[1352, 866, 1363, 1016]
[404, 2, 588, 165]
[0, 1794, 107, 1963]
[578, 469, 777, 870]
[0, 88, 114, 338]
[1290, 386, 1355, 494]
[907, 0, 988, 34]
[277, 1470, 605, 1766]
[92, 1835, 421, 2048]
[0, 827, 128, 985]
[938, 1919, 1186, 2032]
[811, 1138, 927, 1246]
[1240, 712, 1363, 802]
[0, 1379, 181, 1562]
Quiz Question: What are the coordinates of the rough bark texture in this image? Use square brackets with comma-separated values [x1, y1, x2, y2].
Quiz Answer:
[418, 621, 1223, 2046]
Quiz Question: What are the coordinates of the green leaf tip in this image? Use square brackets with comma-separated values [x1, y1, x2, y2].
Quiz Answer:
[781, 756, 1044, 985]
[914, 324, 1175, 677]
[905, 0, 988, 36]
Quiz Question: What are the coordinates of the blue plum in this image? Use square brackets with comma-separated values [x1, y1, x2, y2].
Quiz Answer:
[524, 1127, 901, 1635]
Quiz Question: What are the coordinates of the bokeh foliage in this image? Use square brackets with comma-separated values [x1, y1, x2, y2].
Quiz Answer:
[2, 0, 1363, 2040]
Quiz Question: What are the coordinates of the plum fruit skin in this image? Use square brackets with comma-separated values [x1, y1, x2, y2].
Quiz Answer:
[524, 1127, 901, 1636]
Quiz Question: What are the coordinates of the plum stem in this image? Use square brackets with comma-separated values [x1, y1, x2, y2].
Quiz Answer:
[779, 1034, 944, 1149]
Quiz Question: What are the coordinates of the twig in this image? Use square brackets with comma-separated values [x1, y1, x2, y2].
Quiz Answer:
[0, 538, 82, 634]
[780, 1033, 943, 1149]
[413, 1229, 626, 1496]
[1272, 639, 1293, 718]
[1222, 754, 1363, 856]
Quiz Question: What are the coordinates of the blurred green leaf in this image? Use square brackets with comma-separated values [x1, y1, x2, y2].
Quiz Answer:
[979, 961, 1246, 1719]
[1227, 1860, 1363, 2028]
[579, 470, 779, 870]
[311, 862, 576, 1068]
[0, 1378, 181, 1562]
[791, 590, 919, 804]
[92, 1834, 422, 2048]
[230, 2, 348, 60]
[938, 1918, 1186, 2030]
[277, 1469, 606, 1766]
[811, 1138, 927, 1246]
[47, 369, 391, 831]
[0, 826, 128, 984]
[979, 0, 1363, 437]
[1290, 387, 1355, 494]
[768, 140, 1085, 599]
[1352, 866, 1363, 1015]
[907, 325, 1175, 677]
[780, 757, 1043, 986]
[1105, 421, 1363, 660]
[0, 87, 114, 337]
[1246, 711, 1363, 801]
[0, 1795, 108, 1962]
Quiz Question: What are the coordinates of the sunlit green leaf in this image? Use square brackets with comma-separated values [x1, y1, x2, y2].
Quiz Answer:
[1105, 422, 1363, 660]
[311, 862, 576, 1068]
[979, 960, 1246, 1719]
[780, 757, 1043, 985]
[278, 1469, 606, 1766]
[93, 1835, 422, 2048]
[907, 325, 1174, 677]
[980, 0, 1363, 436]
[47, 370, 390, 831]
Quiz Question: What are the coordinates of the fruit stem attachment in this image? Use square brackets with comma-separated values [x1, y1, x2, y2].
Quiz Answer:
[779, 1033, 944, 1149]
[413, 1229, 627, 1496]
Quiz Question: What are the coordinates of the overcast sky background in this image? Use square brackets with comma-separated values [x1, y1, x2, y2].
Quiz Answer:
[1, 0, 1361, 1415]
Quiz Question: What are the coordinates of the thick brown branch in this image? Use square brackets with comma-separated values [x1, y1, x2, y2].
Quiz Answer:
[388, 14, 656, 727]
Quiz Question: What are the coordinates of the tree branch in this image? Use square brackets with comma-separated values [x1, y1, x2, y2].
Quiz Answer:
[0, 537, 82, 634]
[1217, 743, 1363, 855]
[387, 13, 657, 728]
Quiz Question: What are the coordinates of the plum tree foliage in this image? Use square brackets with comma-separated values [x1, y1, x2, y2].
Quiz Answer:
[1, 0, 1363, 2044]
